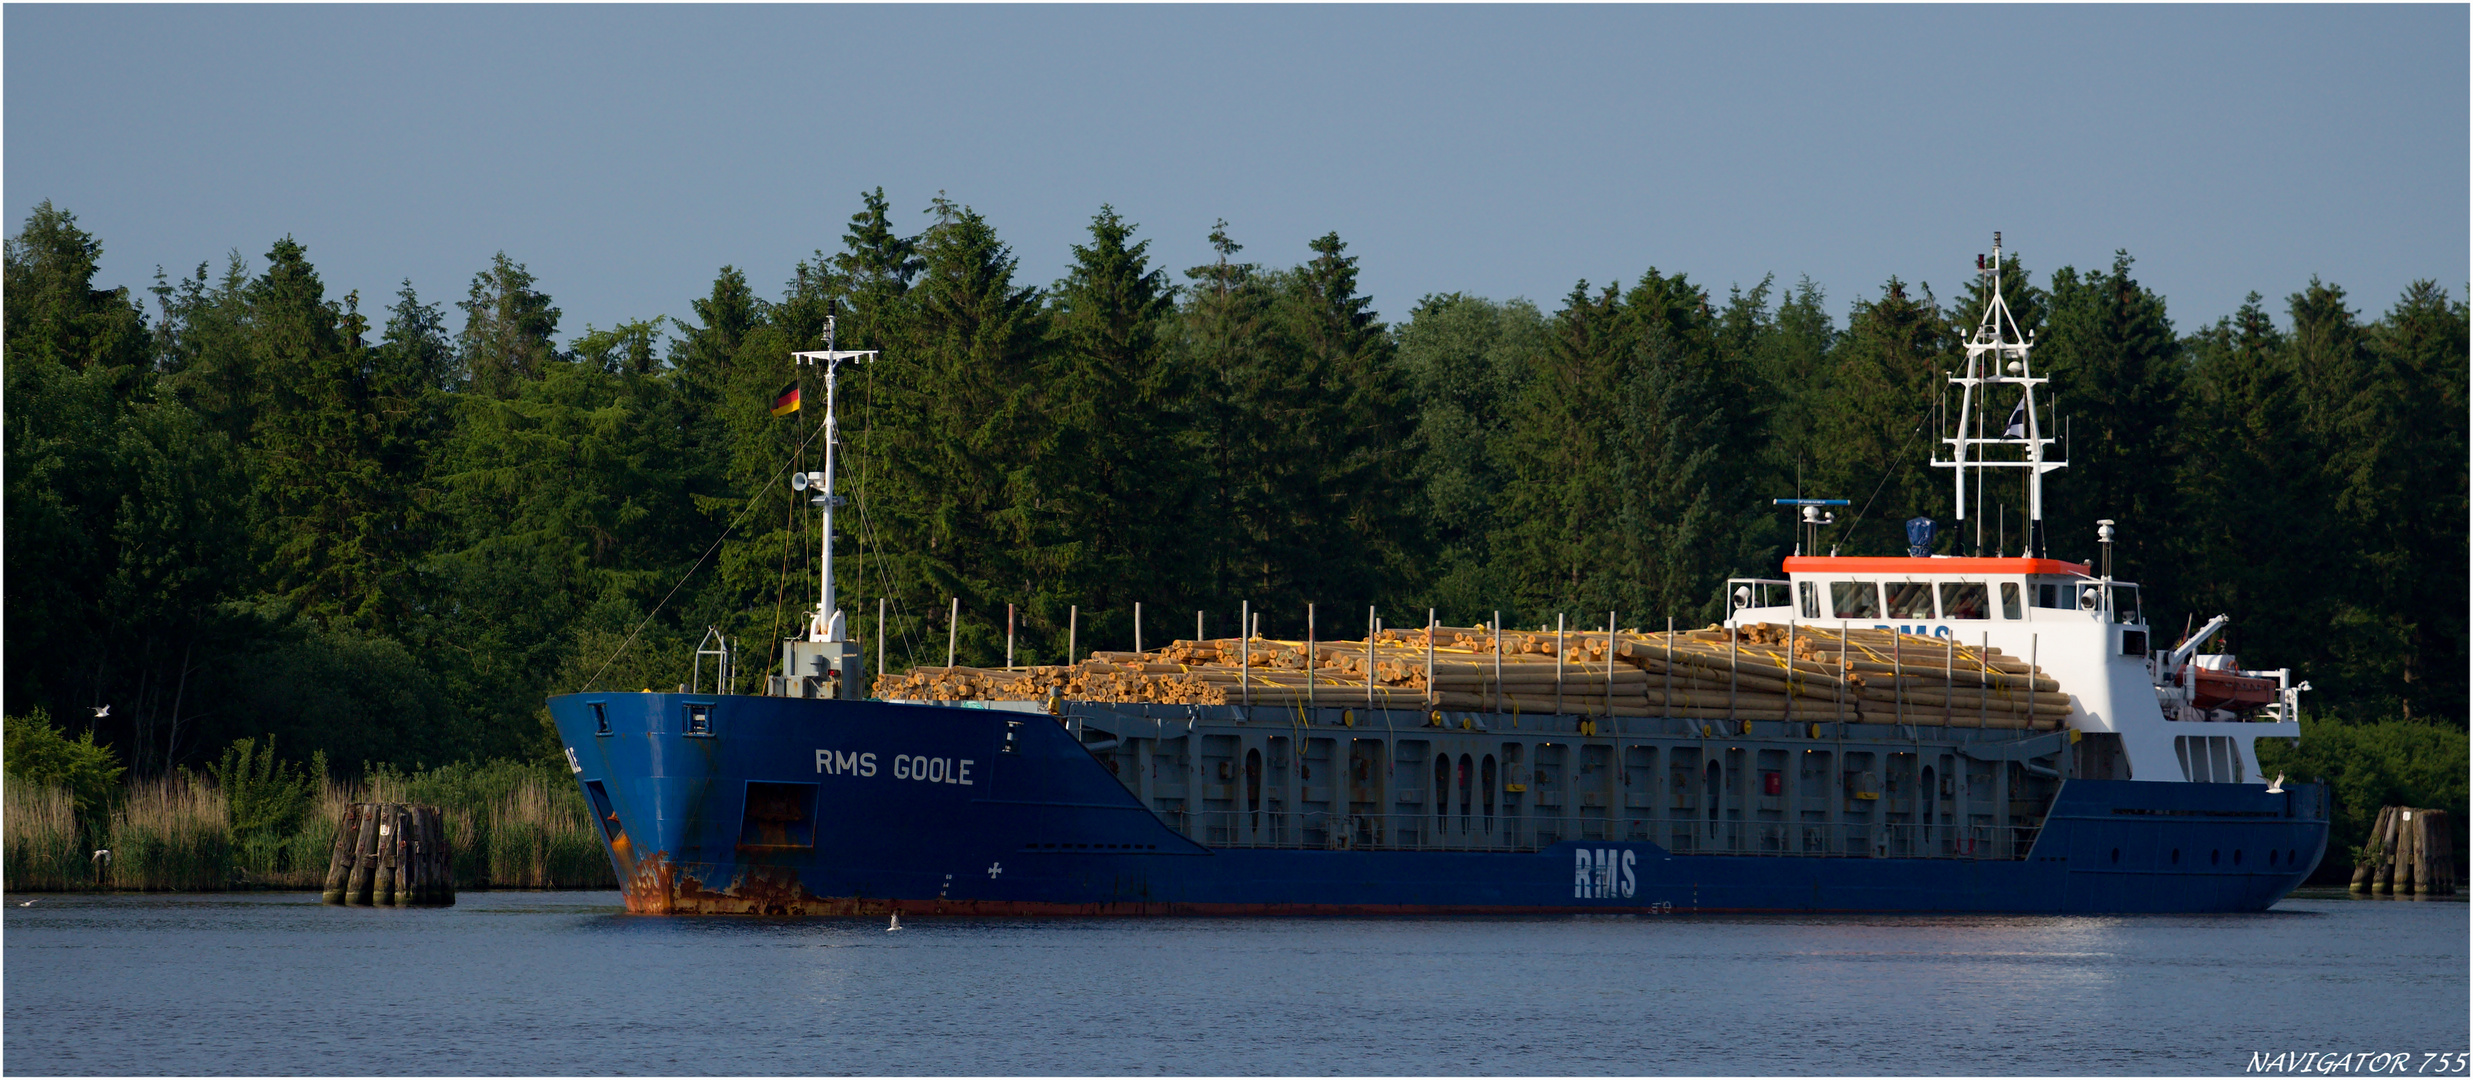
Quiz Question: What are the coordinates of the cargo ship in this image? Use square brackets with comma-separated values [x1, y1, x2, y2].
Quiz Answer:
[549, 235, 2328, 915]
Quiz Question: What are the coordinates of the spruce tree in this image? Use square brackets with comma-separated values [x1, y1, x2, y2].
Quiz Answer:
[1277, 232, 1418, 611]
[2177, 293, 2327, 697]
[1396, 292, 1542, 615]
[1040, 206, 1188, 658]
[1178, 220, 1282, 605]
[858, 196, 1047, 667]
[1493, 282, 1628, 612]
[1813, 277, 1954, 557]
[2035, 253, 2182, 579]
[2, 201, 152, 381]
[456, 253, 562, 398]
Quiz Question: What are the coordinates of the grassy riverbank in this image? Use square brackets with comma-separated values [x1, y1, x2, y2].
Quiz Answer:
[4, 760, 614, 893]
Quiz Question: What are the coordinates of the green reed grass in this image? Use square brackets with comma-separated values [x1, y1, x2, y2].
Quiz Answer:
[481, 774, 609, 888]
[103, 774, 233, 891]
[4, 783, 92, 891]
[361, 760, 615, 890]
[9, 760, 615, 893]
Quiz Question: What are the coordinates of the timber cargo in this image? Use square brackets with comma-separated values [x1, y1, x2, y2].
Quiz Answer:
[547, 234, 2328, 916]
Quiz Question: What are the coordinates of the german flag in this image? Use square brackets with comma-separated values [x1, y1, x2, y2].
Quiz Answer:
[770, 382, 801, 417]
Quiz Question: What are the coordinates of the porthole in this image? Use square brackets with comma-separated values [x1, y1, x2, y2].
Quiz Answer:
[2110, 848, 2121, 864]
[2234, 850, 2243, 866]
[2267, 850, 2277, 866]
[2210, 849, 2221, 866]
[2171, 849, 2181, 865]
[2288, 849, 2298, 865]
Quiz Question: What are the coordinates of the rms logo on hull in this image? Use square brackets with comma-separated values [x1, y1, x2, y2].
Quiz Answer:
[1575, 848, 1638, 899]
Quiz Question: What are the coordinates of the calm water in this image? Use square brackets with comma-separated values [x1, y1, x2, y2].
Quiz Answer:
[4, 889, 2464, 1076]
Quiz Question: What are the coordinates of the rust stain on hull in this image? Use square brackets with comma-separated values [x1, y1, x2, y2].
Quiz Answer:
[622, 853, 833, 916]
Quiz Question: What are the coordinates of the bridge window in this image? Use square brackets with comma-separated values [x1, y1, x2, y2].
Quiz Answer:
[1885, 581, 1935, 619]
[1829, 582, 1880, 619]
[1798, 581, 1820, 618]
[1999, 583, 2023, 620]
[1938, 582, 1989, 620]
[2032, 582, 2077, 609]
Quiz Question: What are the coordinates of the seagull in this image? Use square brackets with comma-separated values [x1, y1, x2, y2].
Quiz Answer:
[90, 705, 109, 719]
[2266, 774, 2285, 794]
[92, 849, 111, 868]
[17, 898, 35, 907]
[887, 912, 902, 931]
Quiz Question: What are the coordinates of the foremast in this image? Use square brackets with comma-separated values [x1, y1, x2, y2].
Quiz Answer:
[782, 308, 876, 698]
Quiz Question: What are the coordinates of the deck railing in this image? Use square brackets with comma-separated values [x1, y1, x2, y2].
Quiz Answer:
[1175, 810, 2039, 860]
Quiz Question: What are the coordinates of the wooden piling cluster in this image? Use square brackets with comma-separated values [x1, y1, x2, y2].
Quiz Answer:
[2351, 806, 2456, 897]
[871, 622, 2067, 729]
[321, 802, 455, 907]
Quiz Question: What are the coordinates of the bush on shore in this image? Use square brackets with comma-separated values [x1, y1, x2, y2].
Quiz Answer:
[4, 724, 615, 893]
[2258, 718, 2468, 884]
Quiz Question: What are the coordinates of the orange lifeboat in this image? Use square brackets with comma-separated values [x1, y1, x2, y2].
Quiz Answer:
[2189, 658, 2276, 712]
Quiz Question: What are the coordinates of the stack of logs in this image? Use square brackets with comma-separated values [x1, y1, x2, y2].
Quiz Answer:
[2352, 806, 2456, 896]
[873, 623, 2067, 730]
[321, 802, 455, 907]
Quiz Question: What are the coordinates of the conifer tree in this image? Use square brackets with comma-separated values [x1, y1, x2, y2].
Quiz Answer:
[1396, 292, 1542, 615]
[2177, 292, 2326, 690]
[2, 201, 151, 380]
[457, 253, 562, 398]
[1612, 269, 1768, 623]
[152, 253, 259, 444]
[859, 196, 1047, 667]
[247, 237, 385, 623]
[1494, 282, 1628, 612]
[1178, 220, 1283, 605]
[1813, 277, 1954, 557]
[1041, 206, 1189, 656]
[1277, 232, 1417, 610]
[2035, 253, 2182, 579]
[1747, 277, 1838, 507]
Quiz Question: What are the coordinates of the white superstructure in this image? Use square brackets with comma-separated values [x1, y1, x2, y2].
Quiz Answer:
[1726, 234, 2303, 784]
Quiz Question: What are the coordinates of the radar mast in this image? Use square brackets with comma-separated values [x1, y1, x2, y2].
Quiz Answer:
[1933, 232, 2066, 557]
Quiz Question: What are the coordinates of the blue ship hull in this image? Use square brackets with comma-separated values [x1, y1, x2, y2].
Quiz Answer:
[549, 692, 2328, 916]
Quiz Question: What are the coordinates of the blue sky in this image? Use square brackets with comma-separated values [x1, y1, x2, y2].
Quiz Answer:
[7, 5, 2464, 341]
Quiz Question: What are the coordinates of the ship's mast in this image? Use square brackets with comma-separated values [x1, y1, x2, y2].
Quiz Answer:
[792, 310, 877, 645]
[1933, 232, 2066, 557]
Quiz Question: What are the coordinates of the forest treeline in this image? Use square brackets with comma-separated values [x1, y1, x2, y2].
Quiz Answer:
[4, 194, 2465, 777]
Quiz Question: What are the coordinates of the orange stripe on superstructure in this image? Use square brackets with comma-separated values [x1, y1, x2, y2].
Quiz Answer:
[1781, 556, 2092, 576]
